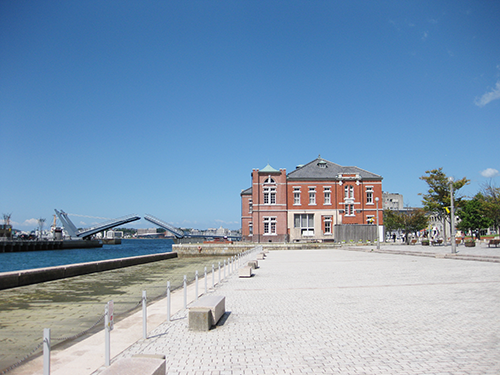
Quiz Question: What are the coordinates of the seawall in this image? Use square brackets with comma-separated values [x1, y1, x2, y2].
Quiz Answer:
[0, 239, 102, 252]
[173, 241, 344, 256]
[0, 252, 178, 291]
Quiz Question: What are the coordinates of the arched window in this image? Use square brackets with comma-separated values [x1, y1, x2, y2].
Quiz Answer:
[263, 176, 276, 204]
[264, 177, 276, 184]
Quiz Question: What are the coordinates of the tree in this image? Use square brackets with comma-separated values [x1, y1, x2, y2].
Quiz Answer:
[477, 182, 500, 234]
[419, 168, 469, 240]
[383, 209, 400, 234]
[456, 197, 493, 238]
[383, 208, 429, 244]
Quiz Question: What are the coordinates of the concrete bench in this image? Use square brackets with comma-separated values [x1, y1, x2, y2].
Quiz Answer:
[248, 260, 258, 269]
[256, 253, 265, 260]
[488, 239, 500, 247]
[239, 266, 252, 278]
[189, 295, 225, 331]
[101, 354, 165, 375]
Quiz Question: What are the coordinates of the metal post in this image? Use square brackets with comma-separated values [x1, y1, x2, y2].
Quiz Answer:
[218, 261, 221, 283]
[104, 304, 110, 367]
[204, 267, 207, 294]
[450, 177, 457, 254]
[195, 270, 199, 300]
[375, 197, 380, 250]
[212, 264, 215, 289]
[142, 291, 147, 339]
[166, 281, 171, 322]
[183, 275, 187, 309]
[43, 328, 50, 375]
[224, 260, 226, 279]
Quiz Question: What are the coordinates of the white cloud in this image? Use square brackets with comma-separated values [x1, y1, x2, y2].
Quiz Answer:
[475, 81, 500, 107]
[22, 218, 39, 227]
[481, 168, 499, 178]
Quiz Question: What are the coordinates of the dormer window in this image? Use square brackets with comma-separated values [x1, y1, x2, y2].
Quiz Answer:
[318, 160, 327, 169]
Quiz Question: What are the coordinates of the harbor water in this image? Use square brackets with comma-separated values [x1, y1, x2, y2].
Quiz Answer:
[0, 239, 174, 273]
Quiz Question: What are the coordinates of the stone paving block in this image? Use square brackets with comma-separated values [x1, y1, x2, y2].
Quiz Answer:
[95, 249, 500, 375]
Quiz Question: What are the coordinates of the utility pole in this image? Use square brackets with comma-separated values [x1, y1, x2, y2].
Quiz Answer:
[449, 177, 457, 254]
[375, 197, 380, 250]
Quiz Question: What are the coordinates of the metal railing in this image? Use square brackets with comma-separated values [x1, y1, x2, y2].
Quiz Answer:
[0, 246, 263, 374]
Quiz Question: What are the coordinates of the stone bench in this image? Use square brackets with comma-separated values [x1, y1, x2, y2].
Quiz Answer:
[256, 253, 265, 260]
[239, 266, 252, 278]
[248, 260, 259, 269]
[189, 295, 225, 331]
[101, 354, 165, 375]
[488, 239, 500, 247]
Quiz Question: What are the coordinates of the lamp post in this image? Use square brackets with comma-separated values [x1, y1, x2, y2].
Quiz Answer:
[449, 177, 457, 254]
[375, 197, 380, 249]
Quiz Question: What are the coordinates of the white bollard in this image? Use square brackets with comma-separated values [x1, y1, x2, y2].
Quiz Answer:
[204, 267, 207, 294]
[218, 261, 221, 283]
[104, 303, 111, 366]
[183, 275, 187, 309]
[167, 281, 171, 322]
[43, 328, 50, 375]
[142, 291, 147, 339]
[212, 264, 215, 289]
[195, 270, 199, 300]
[224, 260, 226, 279]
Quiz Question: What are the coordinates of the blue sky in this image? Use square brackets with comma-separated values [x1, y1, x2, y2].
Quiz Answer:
[1, 1, 499, 231]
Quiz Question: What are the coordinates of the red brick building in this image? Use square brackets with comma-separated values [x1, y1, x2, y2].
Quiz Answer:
[241, 156, 383, 243]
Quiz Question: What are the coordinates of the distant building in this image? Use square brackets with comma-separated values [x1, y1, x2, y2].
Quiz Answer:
[241, 156, 383, 243]
[383, 192, 404, 210]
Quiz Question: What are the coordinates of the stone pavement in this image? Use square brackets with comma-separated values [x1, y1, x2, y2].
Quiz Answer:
[92, 246, 500, 375]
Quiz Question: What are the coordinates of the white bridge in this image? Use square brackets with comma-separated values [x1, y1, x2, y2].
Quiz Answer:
[55, 209, 140, 239]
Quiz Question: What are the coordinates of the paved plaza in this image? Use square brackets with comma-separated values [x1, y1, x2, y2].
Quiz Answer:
[5, 244, 500, 375]
[99, 246, 499, 375]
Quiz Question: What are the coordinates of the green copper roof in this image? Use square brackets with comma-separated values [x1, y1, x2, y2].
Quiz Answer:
[260, 163, 279, 172]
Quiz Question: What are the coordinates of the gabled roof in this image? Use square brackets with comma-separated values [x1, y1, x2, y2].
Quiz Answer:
[287, 157, 382, 181]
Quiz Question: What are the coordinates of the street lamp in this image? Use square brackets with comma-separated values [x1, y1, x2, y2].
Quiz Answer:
[375, 197, 380, 249]
[449, 177, 457, 254]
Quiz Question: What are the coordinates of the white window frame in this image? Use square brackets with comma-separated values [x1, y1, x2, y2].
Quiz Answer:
[344, 185, 354, 199]
[263, 217, 277, 235]
[293, 187, 301, 205]
[324, 187, 331, 205]
[324, 216, 332, 234]
[294, 213, 314, 236]
[366, 187, 374, 204]
[345, 204, 355, 216]
[263, 186, 276, 205]
[309, 187, 316, 205]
